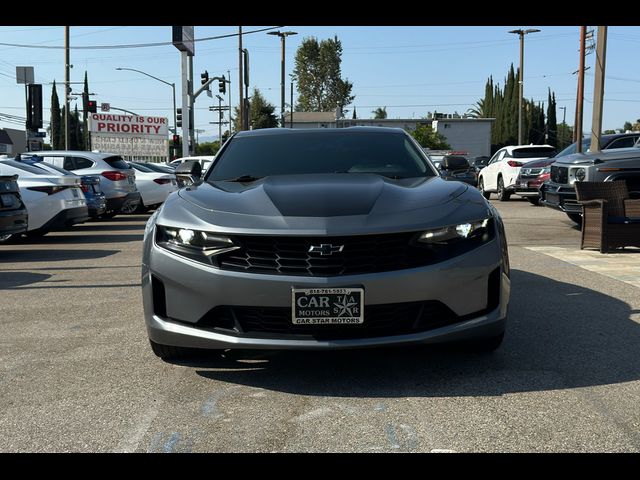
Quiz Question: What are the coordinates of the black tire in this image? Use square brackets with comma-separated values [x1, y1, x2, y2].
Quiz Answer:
[149, 340, 190, 360]
[497, 177, 511, 202]
[465, 332, 505, 353]
[24, 228, 49, 238]
[478, 178, 491, 199]
[0, 233, 16, 244]
[527, 196, 540, 206]
[567, 213, 583, 227]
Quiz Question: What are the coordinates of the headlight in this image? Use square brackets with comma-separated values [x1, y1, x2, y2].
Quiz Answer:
[417, 218, 491, 244]
[540, 167, 551, 174]
[569, 167, 587, 184]
[155, 225, 239, 265]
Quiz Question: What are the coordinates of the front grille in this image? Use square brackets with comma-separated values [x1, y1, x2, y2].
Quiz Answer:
[551, 166, 568, 184]
[218, 232, 435, 276]
[197, 301, 465, 340]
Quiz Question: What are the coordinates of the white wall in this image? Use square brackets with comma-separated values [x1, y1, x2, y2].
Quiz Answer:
[432, 120, 492, 158]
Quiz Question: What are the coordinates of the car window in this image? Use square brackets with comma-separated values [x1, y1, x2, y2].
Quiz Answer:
[130, 163, 154, 173]
[103, 156, 130, 169]
[41, 162, 74, 176]
[209, 132, 434, 181]
[63, 157, 76, 170]
[511, 147, 557, 158]
[489, 150, 504, 164]
[70, 157, 94, 169]
[606, 137, 637, 149]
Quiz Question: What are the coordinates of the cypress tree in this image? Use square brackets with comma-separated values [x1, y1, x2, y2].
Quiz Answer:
[546, 90, 557, 147]
[83, 71, 90, 150]
[50, 81, 61, 149]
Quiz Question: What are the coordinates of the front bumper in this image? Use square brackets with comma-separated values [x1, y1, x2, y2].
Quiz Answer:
[106, 192, 141, 213]
[539, 181, 580, 213]
[142, 235, 509, 350]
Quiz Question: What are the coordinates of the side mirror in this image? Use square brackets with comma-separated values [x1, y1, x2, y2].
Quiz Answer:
[441, 155, 469, 170]
[175, 160, 202, 187]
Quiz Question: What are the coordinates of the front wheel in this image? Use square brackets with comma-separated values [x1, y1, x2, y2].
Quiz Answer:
[149, 340, 191, 361]
[527, 196, 540, 206]
[497, 177, 511, 202]
[478, 178, 491, 199]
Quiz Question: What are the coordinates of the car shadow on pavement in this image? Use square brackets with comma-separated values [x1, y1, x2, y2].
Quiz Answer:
[0, 271, 52, 288]
[0, 249, 119, 262]
[192, 269, 640, 397]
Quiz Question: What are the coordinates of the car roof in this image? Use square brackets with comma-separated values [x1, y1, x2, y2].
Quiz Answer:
[558, 145, 640, 162]
[503, 144, 555, 153]
[33, 150, 120, 159]
[234, 126, 407, 138]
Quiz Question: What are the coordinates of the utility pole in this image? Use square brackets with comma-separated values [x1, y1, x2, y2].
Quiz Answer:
[267, 31, 297, 127]
[559, 106, 567, 149]
[227, 69, 232, 133]
[590, 26, 607, 154]
[181, 51, 190, 158]
[238, 26, 244, 131]
[509, 28, 540, 145]
[64, 26, 70, 150]
[290, 79, 294, 128]
[243, 48, 250, 131]
[575, 26, 587, 152]
[216, 94, 223, 142]
[188, 54, 194, 155]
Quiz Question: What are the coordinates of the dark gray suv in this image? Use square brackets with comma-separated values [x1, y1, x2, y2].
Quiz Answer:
[541, 146, 640, 224]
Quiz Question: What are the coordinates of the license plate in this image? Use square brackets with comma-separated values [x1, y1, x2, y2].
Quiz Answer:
[546, 193, 559, 204]
[72, 188, 79, 198]
[0, 193, 16, 207]
[292, 287, 364, 325]
[519, 181, 528, 187]
[128, 176, 135, 185]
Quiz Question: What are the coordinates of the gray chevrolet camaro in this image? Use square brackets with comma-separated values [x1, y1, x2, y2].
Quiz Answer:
[142, 127, 510, 360]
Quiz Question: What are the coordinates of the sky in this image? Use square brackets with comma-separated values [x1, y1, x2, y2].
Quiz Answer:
[1, 25, 640, 142]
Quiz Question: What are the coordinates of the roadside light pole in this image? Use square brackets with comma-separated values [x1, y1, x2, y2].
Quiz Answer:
[115, 67, 177, 135]
[267, 30, 297, 127]
[559, 106, 567, 149]
[509, 28, 540, 145]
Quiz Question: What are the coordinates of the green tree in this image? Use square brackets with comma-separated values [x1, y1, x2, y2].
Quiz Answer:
[557, 122, 573, 150]
[83, 71, 90, 150]
[410, 123, 451, 150]
[546, 90, 557, 147]
[352, 106, 357, 119]
[372, 107, 387, 119]
[232, 88, 278, 131]
[623, 121, 633, 132]
[49, 80, 61, 149]
[603, 129, 616, 134]
[293, 36, 354, 113]
[196, 141, 220, 156]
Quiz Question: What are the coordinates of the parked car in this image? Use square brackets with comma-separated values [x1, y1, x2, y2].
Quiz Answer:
[437, 155, 478, 187]
[0, 160, 89, 237]
[540, 146, 640, 225]
[513, 158, 555, 205]
[478, 145, 557, 201]
[0, 174, 28, 242]
[168, 155, 216, 173]
[471, 156, 490, 173]
[14, 154, 106, 218]
[130, 161, 175, 174]
[31, 151, 140, 218]
[142, 127, 510, 360]
[554, 132, 640, 158]
[126, 162, 177, 213]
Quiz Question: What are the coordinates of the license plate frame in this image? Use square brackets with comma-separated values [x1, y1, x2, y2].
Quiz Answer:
[291, 287, 364, 325]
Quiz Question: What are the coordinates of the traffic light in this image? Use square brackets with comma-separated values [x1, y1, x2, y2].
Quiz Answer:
[218, 75, 226, 94]
[87, 100, 97, 113]
[176, 108, 182, 128]
[172, 134, 180, 146]
[201, 70, 209, 86]
[27, 84, 43, 130]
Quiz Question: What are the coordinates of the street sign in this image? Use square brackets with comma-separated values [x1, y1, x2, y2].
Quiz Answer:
[101, 103, 110, 112]
[16, 66, 34, 85]
[28, 131, 46, 138]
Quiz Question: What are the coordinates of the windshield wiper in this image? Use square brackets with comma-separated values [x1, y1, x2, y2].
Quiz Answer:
[221, 174, 264, 183]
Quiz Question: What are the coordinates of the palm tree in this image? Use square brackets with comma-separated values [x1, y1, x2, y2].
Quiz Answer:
[466, 99, 486, 118]
[372, 107, 387, 119]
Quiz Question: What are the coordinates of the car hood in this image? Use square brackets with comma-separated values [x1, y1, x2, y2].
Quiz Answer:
[158, 174, 492, 236]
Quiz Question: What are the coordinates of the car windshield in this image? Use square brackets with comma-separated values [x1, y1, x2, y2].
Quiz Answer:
[130, 163, 154, 173]
[1, 160, 50, 175]
[555, 138, 593, 157]
[511, 147, 557, 159]
[209, 131, 434, 181]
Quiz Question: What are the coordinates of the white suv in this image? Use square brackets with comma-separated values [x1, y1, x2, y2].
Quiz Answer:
[478, 145, 557, 201]
[32, 151, 141, 217]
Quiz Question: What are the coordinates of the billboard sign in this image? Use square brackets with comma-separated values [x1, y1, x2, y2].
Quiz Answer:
[89, 113, 169, 159]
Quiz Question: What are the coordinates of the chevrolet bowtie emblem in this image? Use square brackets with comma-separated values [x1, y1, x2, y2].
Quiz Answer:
[308, 243, 344, 256]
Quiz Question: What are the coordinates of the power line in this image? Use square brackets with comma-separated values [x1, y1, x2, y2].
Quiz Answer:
[0, 26, 284, 50]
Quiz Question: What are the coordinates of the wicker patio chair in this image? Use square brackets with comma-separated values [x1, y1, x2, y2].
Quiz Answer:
[575, 181, 640, 253]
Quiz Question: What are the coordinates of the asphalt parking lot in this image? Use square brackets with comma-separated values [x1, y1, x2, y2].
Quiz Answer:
[1, 198, 640, 452]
